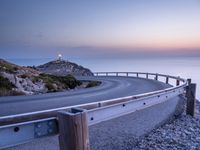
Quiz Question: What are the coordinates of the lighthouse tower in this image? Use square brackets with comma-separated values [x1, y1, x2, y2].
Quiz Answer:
[58, 54, 62, 61]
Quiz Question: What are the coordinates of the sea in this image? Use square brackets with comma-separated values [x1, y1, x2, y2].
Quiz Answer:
[7, 56, 200, 99]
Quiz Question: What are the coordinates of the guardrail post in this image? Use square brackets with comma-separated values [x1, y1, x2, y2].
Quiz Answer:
[187, 78, 191, 85]
[155, 74, 158, 80]
[146, 73, 148, 79]
[96, 73, 98, 76]
[136, 73, 138, 77]
[106, 72, 108, 76]
[126, 72, 128, 76]
[58, 108, 90, 150]
[166, 77, 169, 84]
[176, 79, 180, 86]
[116, 72, 118, 76]
[186, 83, 196, 117]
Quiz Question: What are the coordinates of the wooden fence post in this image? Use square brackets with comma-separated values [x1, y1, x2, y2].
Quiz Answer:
[58, 108, 90, 150]
[186, 83, 196, 117]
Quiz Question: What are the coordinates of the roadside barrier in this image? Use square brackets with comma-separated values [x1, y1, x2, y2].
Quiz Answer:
[0, 72, 196, 150]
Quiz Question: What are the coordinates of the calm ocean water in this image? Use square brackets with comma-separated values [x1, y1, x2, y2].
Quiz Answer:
[8, 57, 200, 99]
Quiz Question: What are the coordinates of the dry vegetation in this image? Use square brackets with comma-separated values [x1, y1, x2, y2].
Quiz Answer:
[0, 75, 24, 96]
[35, 74, 82, 92]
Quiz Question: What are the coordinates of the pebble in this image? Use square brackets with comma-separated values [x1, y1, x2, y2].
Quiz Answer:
[133, 101, 200, 150]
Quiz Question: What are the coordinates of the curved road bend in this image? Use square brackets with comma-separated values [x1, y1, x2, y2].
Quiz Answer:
[0, 76, 171, 117]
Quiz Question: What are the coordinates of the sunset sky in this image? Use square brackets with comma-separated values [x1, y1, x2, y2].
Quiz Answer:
[0, 0, 200, 59]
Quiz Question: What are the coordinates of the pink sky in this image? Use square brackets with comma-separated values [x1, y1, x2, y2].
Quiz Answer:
[0, 0, 200, 58]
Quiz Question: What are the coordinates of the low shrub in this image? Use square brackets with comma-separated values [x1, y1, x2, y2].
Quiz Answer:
[40, 74, 82, 90]
[32, 76, 41, 83]
[0, 62, 18, 73]
[86, 81, 101, 88]
[60, 75, 82, 89]
[20, 74, 28, 79]
[0, 75, 15, 90]
[0, 89, 25, 96]
[45, 82, 57, 92]
[0, 76, 25, 96]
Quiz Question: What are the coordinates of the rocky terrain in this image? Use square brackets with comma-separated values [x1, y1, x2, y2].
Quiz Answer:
[36, 59, 93, 76]
[0, 59, 44, 96]
[0, 59, 95, 96]
[133, 101, 200, 150]
[134, 115, 200, 150]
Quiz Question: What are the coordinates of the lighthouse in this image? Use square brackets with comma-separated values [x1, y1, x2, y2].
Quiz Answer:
[58, 54, 62, 61]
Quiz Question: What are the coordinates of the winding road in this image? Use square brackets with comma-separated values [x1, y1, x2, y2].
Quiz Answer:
[0, 76, 170, 117]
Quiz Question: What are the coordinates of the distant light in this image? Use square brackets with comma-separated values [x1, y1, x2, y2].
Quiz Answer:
[58, 54, 62, 60]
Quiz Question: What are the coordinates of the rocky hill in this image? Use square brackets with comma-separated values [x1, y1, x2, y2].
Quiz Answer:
[0, 59, 44, 96]
[0, 59, 95, 96]
[36, 59, 93, 76]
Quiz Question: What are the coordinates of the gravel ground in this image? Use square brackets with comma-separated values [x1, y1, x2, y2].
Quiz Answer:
[134, 115, 200, 150]
[133, 101, 200, 150]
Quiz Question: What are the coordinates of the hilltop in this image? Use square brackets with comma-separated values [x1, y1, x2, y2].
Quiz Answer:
[0, 59, 96, 96]
[36, 59, 93, 76]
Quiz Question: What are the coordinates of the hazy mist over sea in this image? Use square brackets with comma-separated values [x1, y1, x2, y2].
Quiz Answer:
[7, 56, 200, 99]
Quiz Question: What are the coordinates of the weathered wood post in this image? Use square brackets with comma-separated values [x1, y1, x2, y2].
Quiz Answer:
[186, 80, 196, 117]
[58, 108, 90, 150]
[166, 76, 169, 84]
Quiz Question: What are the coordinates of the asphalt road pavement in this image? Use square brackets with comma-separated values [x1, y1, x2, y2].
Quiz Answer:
[0, 76, 170, 117]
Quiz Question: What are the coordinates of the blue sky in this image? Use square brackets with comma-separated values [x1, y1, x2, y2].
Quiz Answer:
[0, 0, 200, 59]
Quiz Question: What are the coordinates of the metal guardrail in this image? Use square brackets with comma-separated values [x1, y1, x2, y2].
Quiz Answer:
[0, 72, 190, 149]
